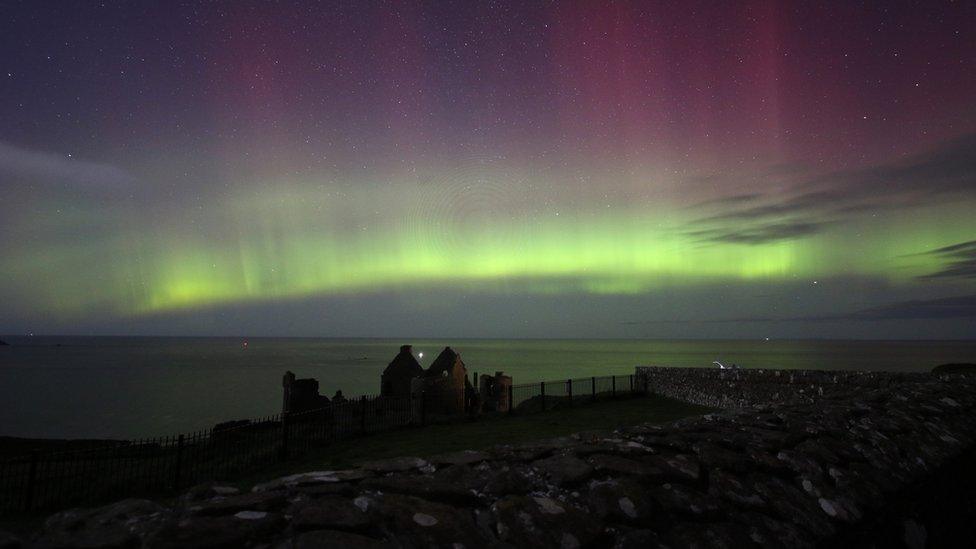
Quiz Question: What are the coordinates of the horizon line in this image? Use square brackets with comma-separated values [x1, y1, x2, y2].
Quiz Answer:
[3, 334, 976, 343]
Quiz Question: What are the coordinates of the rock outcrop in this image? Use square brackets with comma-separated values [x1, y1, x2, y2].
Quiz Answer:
[8, 372, 976, 548]
[932, 363, 976, 374]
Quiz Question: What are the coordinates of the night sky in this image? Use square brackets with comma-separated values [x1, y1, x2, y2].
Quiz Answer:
[2, 1, 975, 339]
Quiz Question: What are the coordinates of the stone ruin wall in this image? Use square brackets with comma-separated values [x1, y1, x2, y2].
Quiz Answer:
[7, 368, 976, 548]
[635, 366, 934, 409]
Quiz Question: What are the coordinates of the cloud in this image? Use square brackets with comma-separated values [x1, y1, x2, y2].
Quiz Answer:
[826, 132, 976, 198]
[917, 240, 976, 280]
[623, 294, 976, 324]
[696, 191, 842, 223]
[690, 132, 976, 228]
[688, 193, 763, 209]
[688, 220, 828, 245]
[844, 295, 976, 320]
[0, 141, 138, 192]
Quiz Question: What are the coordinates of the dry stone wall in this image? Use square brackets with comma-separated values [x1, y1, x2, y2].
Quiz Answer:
[4, 370, 976, 548]
[635, 366, 933, 409]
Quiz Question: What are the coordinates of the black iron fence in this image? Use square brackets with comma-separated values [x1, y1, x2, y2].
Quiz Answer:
[0, 374, 640, 513]
[508, 374, 638, 413]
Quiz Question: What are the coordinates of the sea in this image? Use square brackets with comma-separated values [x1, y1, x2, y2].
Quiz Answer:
[1, 336, 974, 440]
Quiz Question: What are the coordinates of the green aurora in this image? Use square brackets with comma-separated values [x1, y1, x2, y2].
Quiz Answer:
[4, 172, 974, 319]
[2, 1, 975, 338]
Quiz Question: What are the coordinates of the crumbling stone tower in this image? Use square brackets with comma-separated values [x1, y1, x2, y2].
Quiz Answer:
[480, 371, 512, 412]
[282, 371, 331, 414]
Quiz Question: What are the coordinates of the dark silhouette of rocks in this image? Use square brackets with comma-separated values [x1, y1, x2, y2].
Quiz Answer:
[933, 363, 976, 374]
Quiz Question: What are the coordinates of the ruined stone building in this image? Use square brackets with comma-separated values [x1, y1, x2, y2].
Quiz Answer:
[383, 345, 511, 415]
[281, 371, 331, 414]
[479, 371, 513, 412]
[282, 345, 509, 420]
[380, 345, 424, 397]
[417, 346, 471, 415]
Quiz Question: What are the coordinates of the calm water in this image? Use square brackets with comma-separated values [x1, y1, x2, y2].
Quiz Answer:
[1, 337, 974, 439]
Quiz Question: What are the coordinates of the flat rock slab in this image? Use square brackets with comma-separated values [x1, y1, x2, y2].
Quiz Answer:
[253, 470, 371, 493]
[359, 456, 429, 474]
[531, 454, 594, 486]
[359, 473, 482, 505]
[427, 449, 489, 466]
[187, 491, 287, 516]
[147, 514, 285, 549]
[290, 497, 371, 533]
[492, 495, 603, 548]
[365, 493, 488, 547]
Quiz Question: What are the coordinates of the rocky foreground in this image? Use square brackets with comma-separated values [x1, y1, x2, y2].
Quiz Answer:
[4, 374, 975, 548]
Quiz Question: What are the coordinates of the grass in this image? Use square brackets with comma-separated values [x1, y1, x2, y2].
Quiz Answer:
[236, 393, 713, 487]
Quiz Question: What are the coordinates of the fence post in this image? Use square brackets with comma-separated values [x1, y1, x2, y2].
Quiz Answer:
[279, 413, 289, 461]
[173, 435, 184, 490]
[591, 376, 596, 401]
[360, 396, 368, 433]
[630, 374, 634, 395]
[24, 450, 39, 512]
[540, 381, 546, 411]
[421, 390, 427, 426]
[567, 379, 573, 406]
[612, 376, 616, 398]
[508, 384, 514, 415]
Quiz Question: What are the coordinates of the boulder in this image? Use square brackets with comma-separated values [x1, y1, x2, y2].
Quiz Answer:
[427, 449, 489, 466]
[359, 456, 428, 474]
[492, 495, 603, 548]
[146, 513, 284, 548]
[185, 491, 287, 516]
[531, 454, 593, 487]
[290, 497, 371, 533]
[932, 363, 976, 374]
[587, 453, 665, 480]
[361, 475, 473, 504]
[365, 493, 488, 547]
[585, 478, 659, 526]
[35, 499, 169, 548]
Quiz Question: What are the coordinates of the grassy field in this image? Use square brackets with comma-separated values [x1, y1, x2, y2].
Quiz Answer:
[237, 393, 713, 486]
